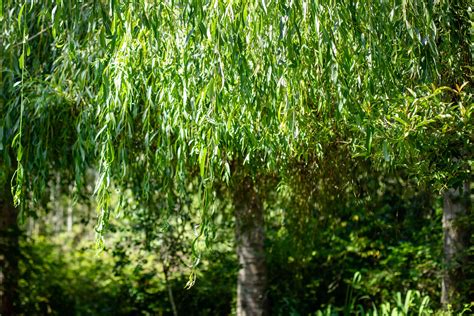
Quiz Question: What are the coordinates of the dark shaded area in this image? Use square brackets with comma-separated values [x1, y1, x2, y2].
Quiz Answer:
[11, 175, 473, 315]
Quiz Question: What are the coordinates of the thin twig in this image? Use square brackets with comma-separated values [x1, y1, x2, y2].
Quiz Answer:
[12, 25, 53, 47]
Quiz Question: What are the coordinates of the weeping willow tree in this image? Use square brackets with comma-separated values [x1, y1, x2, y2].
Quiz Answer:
[1, 0, 471, 314]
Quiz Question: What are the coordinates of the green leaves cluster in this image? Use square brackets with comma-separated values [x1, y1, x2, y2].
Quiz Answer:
[1, 0, 471, 238]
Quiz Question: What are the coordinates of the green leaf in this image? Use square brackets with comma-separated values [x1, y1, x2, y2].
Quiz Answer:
[19, 52, 24, 69]
[393, 116, 409, 126]
[366, 127, 373, 154]
[199, 147, 207, 178]
[383, 141, 390, 162]
[18, 3, 25, 29]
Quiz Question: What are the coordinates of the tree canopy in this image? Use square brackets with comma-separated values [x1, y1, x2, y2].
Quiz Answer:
[2, 0, 470, 231]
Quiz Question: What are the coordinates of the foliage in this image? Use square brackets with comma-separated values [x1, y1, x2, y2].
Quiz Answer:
[17, 175, 471, 315]
[18, 217, 236, 315]
[314, 289, 434, 316]
[315, 290, 474, 316]
[2, 0, 471, 238]
[265, 164, 448, 314]
[1, 0, 471, 314]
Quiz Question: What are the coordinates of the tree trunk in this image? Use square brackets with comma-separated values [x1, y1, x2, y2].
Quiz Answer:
[0, 172, 19, 316]
[234, 177, 267, 316]
[441, 181, 471, 307]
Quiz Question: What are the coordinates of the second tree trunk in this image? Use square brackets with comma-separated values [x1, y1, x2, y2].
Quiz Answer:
[234, 176, 267, 316]
[441, 182, 471, 307]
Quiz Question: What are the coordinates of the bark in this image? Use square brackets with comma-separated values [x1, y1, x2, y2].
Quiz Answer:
[234, 177, 267, 316]
[0, 173, 19, 316]
[441, 181, 471, 306]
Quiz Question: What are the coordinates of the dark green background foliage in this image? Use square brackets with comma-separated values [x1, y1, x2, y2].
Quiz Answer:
[16, 173, 472, 315]
[266, 174, 443, 314]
